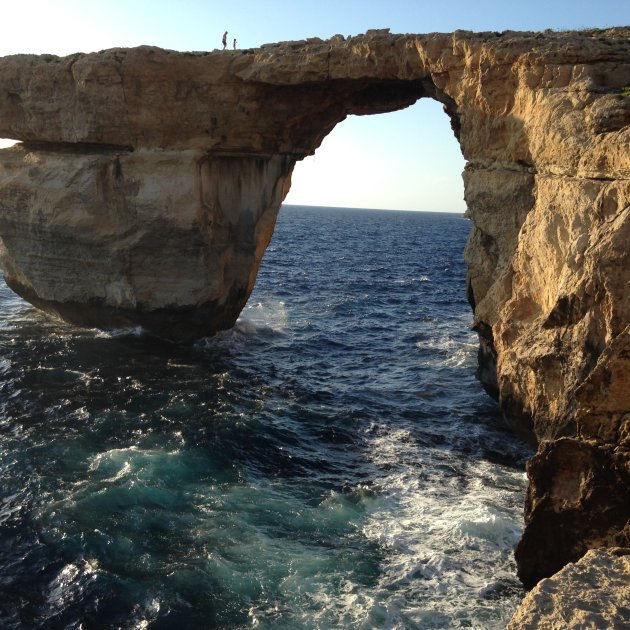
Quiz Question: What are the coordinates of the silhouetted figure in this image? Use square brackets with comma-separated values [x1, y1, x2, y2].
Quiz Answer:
[233, 38, 237, 50]
[222, 31, 228, 50]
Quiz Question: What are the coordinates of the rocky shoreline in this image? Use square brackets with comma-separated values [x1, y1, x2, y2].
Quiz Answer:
[0, 28, 628, 626]
[507, 548, 630, 628]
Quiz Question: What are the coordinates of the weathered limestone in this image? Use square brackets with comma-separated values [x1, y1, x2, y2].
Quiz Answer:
[0, 145, 292, 339]
[515, 438, 630, 587]
[506, 548, 630, 629]
[0, 28, 629, 589]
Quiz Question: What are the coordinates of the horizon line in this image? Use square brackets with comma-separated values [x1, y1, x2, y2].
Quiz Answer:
[281, 203, 466, 214]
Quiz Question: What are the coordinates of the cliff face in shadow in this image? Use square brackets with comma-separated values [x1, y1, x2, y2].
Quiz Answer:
[0, 28, 628, 589]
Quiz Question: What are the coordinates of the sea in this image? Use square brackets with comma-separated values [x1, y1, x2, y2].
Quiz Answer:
[0, 205, 533, 629]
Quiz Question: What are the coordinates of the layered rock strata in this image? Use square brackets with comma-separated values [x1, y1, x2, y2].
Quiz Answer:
[0, 29, 628, 587]
[0, 146, 291, 339]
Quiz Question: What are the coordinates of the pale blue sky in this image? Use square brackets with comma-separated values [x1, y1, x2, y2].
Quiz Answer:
[0, 1, 627, 211]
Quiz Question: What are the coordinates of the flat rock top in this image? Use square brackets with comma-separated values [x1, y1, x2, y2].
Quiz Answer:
[0, 28, 628, 156]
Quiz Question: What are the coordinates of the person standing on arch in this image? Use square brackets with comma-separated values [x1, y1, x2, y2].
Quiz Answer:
[233, 38, 237, 50]
[222, 31, 228, 50]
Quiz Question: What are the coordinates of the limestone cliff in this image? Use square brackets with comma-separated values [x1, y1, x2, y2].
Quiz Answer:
[0, 29, 628, 588]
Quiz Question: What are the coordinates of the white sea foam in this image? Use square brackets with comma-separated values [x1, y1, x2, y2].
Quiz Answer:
[201, 299, 289, 348]
[239, 299, 288, 333]
[208, 422, 526, 629]
[98, 326, 148, 338]
[441, 342, 478, 368]
[416, 332, 478, 371]
[355, 426, 527, 628]
[394, 275, 431, 286]
[87, 447, 139, 485]
[87, 446, 188, 477]
[46, 559, 99, 608]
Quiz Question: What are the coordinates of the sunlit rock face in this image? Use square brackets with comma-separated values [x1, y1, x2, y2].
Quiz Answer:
[0, 28, 628, 586]
[506, 548, 630, 629]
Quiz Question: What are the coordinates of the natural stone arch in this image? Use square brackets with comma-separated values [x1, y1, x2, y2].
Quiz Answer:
[0, 29, 628, 586]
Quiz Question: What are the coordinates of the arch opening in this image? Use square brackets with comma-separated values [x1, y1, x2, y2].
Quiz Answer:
[0, 139, 20, 149]
[284, 98, 466, 213]
[238, 98, 532, 626]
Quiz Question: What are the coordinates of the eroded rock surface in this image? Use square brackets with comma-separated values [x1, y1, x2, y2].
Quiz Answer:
[507, 548, 630, 629]
[515, 438, 630, 587]
[0, 28, 629, 584]
[0, 145, 291, 339]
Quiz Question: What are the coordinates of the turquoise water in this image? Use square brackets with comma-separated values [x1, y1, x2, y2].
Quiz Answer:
[0, 206, 532, 628]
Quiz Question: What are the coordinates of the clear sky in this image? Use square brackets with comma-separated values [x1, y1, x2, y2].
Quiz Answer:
[0, 1, 627, 211]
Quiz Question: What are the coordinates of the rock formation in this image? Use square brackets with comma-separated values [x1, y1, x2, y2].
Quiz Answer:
[506, 548, 630, 629]
[0, 29, 628, 590]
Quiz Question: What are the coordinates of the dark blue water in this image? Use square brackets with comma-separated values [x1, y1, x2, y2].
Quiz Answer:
[0, 206, 532, 629]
